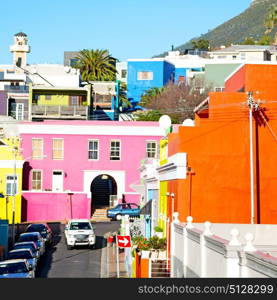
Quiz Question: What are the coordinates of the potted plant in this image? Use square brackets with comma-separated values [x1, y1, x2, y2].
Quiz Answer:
[140, 240, 151, 259]
[157, 238, 167, 260]
[154, 226, 163, 238]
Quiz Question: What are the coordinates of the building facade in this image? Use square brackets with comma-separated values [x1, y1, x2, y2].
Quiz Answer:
[18, 120, 164, 222]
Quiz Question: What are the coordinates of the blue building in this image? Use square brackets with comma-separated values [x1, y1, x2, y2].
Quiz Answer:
[126, 52, 206, 110]
[126, 58, 175, 109]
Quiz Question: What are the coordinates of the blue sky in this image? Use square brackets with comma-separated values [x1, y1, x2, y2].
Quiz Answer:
[0, 0, 251, 64]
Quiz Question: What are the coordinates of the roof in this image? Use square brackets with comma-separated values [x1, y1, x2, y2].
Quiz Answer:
[0, 259, 26, 264]
[68, 219, 92, 223]
[9, 249, 32, 253]
[14, 32, 27, 37]
[212, 45, 277, 53]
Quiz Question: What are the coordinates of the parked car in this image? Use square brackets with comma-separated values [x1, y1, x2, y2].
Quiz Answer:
[0, 259, 35, 278]
[7, 249, 37, 272]
[64, 219, 96, 250]
[17, 232, 45, 255]
[25, 223, 53, 245]
[13, 242, 40, 259]
[107, 203, 140, 220]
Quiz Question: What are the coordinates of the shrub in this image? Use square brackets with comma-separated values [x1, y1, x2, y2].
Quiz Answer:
[154, 226, 163, 233]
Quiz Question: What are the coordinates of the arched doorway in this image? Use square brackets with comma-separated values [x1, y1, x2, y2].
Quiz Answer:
[90, 174, 117, 210]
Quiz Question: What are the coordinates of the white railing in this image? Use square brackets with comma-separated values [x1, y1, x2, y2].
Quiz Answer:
[170, 213, 277, 278]
[32, 105, 88, 118]
[149, 258, 171, 278]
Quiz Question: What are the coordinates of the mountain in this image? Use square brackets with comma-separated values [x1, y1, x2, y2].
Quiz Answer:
[157, 0, 277, 56]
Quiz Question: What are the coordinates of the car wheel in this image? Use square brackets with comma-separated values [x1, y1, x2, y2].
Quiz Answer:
[67, 244, 73, 250]
[116, 214, 122, 221]
[89, 244, 95, 249]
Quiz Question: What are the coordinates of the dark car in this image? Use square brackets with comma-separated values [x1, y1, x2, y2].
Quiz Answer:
[107, 203, 140, 220]
[17, 232, 45, 255]
[25, 223, 53, 245]
[13, 242, 40, 259]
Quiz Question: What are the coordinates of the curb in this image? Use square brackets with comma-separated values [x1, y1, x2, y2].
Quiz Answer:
[100, 232, 111, 278]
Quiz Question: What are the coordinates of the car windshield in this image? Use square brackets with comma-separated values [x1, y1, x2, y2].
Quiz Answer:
[26, 224, 47, 234]
[69, 222, 91, 230]
[0, 262, 28, 274]
[8, 251, 33, 259]
[18, 234, 38, 242]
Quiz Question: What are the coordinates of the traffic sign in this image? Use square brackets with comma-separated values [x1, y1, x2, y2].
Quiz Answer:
[117, 235, 131, 248]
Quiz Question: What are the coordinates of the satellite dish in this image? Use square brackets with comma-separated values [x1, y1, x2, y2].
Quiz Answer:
[64, 66, 70, 73]
[182, 119, 195, 127]
[159, 115, 172, 130]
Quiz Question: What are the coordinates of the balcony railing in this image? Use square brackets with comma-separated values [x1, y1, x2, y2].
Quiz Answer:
[32, 105, 88, 119]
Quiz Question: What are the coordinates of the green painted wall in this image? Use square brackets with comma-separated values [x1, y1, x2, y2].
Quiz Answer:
[204, 63, 242, 88]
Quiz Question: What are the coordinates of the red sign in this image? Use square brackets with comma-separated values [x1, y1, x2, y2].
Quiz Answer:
[117, 235, 131, 248]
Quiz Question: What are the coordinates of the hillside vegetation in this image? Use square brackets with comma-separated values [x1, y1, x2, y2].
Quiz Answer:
[157, 0, 277, 56]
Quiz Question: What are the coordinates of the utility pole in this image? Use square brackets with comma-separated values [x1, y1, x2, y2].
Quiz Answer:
[11, 146, 18, 246]
[247, 92, 260, 224]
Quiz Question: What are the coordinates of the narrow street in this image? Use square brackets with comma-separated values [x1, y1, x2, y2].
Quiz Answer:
[35, 222, 120, 278]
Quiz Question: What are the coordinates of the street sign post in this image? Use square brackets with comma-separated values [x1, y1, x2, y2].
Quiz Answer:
[116, 235, 132, 278]
[117, 235, 131, 248]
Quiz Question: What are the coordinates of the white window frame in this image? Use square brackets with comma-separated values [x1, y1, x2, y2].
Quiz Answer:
[110, 140, 121, 161]
[146, 141, 157, 158]
[15, 103, 24, 120]
[32, 138, 44, 160]
[214, 87, 225, 92]
[137, 71, 153, 81]
[31, 170, 42, 191]
[52, 170, 64, 192]
[88, 139, 99, 161]
[52, 138, 64, 160]
[6, 175, 18, 195]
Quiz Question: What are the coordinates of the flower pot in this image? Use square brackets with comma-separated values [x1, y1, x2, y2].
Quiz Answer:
[141, 250, 151, 259]
[158, 250, 167, 260]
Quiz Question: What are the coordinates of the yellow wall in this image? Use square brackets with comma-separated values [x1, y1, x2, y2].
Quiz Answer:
[37, 94, 70, 106]
[158, 138, 169, 237]
[0, 138, 24, 224]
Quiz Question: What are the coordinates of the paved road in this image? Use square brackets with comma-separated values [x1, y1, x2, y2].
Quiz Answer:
[36, 222, 120, 278]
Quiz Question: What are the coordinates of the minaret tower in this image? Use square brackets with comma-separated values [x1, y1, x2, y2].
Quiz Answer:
[9, 32, 30, 70]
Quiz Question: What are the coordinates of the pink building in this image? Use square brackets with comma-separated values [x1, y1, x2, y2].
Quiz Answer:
[18, 120, 164, 222]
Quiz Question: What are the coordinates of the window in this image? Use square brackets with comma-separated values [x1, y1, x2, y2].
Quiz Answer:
[6, 175, 17, 195]
[121, 70, 127, 78]
[71, 96, 79, 106]
[214, 87, 225, 92]
[52, 139, 64, 160]
[137, 71, 153, 80]
[32, 138, 43, 159]
[110, 140, 120, 160]
[31, 170, 42, 190]
[88, 140, 99, 160]
[45, 95, 51, 100]
[146, 141, 157, 158]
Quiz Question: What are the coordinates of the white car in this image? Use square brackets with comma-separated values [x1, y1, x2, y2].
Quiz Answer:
[64, 219, 96, 250]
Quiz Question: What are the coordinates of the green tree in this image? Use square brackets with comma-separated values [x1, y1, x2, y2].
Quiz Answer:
[265, 4, 277, 44]
[191, 39, 210, 50]
[118, 82, 132, 109]
[240, 37, 256, 45]
[140, 87, 165, 107]
[258, 35, 273, 45]
[75, 49, 117, 82]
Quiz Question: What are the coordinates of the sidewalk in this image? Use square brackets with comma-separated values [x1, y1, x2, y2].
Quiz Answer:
[101, 232, 129, 278]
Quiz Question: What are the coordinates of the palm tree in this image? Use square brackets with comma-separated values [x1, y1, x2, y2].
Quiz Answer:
[140, 87, 165, 107]
[75, 49, 117, 82]
[265, 4, 277, 44]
